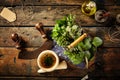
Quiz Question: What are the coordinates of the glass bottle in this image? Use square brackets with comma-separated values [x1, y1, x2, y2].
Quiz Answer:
[81, 0, 97, 16]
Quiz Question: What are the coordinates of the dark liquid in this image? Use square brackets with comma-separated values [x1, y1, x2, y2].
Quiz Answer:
[40, 53, 56, 68]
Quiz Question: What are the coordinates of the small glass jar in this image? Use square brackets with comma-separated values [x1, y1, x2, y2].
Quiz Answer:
[81, 0, 97, 16]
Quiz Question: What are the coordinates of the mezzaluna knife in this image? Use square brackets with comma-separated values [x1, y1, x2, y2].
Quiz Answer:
[16, 23, 53, 59]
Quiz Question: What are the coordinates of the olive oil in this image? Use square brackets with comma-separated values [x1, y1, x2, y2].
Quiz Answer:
[81, 1, 96, 16]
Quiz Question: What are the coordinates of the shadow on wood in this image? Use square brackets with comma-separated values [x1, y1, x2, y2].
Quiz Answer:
[18, 29, 53, 59]
[18, 40, 53, 59]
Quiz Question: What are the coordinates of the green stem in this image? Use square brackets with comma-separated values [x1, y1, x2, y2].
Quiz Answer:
[85, 57, 88, 69]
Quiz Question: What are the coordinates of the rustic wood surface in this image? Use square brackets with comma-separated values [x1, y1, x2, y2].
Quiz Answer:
[0, 27, 120, 47]
[0, 48, 120, 79]
[0, 6, 120, 26]
[0, 0, 119, 6]
[0, 0, 120, 79]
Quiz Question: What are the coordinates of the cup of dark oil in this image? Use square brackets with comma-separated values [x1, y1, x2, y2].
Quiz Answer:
[37, 50, 59, 72]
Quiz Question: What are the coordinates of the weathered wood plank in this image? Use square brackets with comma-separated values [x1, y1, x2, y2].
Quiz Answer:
[0, 47, 120, 78]
[0, 0, 83, 6]
[0, 48, 88, 77]
[0, 0, 117, 6]
[0, 6, 120, 26]
[0, 27, 120, 47]
[0, 77, 82, 80]
[0, 27, 44, 47]
[0, 6, 96, 26]
[0, 77, 58, 80]
[89, 48, 120, 79]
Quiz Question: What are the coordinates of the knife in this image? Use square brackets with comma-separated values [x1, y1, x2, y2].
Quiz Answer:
[18, 22, 53, 59]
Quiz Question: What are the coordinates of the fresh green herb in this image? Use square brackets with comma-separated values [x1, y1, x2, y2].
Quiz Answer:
[51, 14, 82, 47]
[92, 37, 103, 47]
[51, 14, 103, 64]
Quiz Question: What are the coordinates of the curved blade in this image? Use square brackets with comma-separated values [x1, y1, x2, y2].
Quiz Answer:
[18, 40, 53, 59]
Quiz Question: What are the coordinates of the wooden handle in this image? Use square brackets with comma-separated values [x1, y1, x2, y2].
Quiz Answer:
[102, 12, 110, 17]
[99, 12, 110, 20]
[67, 33, 87, 49]
[11, 33, 19, 42]
[11, 33, 23, 49]
[35, 22, 46, 39]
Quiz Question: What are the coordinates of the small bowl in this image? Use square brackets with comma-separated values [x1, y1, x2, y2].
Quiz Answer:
[95, 10, 109, 23]
[37, 50, 59, 72]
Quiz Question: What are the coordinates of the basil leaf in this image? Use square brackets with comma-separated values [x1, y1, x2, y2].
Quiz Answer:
[92, 37, 103, 47]
[84, 38, 92, 50]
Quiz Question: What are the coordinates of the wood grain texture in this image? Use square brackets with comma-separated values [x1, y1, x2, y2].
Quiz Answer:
[0, 27, 120, 47]
[0, 6, 119, 26]
[0, 0, 120, 79]
[89, 48, 120, 79]
[0, 47, 120, 78]
[0, 27, 44, 47]
[0, 6, 96, 26]
[0, 48, 88, 77]
[0, 77, 82, 80]
[0, 0, 117, 6]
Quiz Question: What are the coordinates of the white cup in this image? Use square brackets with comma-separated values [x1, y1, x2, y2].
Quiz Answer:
[37, 50, 59, 72]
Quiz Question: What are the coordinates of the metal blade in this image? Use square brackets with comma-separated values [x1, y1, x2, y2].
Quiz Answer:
[18, 40, 53, 59]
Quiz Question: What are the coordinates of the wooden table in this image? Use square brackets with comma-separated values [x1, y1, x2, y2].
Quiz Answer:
[0, 0, 120, 80]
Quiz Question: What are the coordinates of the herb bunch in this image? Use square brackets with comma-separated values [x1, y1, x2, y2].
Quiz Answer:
[51, 14, 103, 64]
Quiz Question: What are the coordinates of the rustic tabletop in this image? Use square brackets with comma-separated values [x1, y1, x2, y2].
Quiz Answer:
[0, 0, 120, 80]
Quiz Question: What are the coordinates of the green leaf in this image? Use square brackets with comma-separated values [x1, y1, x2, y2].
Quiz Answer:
[90, 46, 97, 54]
[84, 38, 92, 50]
[84, 51, 91, 60]
[78, 41, 84, 49]
[77, 45, 83, 52]
[71, 53, 84, 64]
[92, 37, 103, 47]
